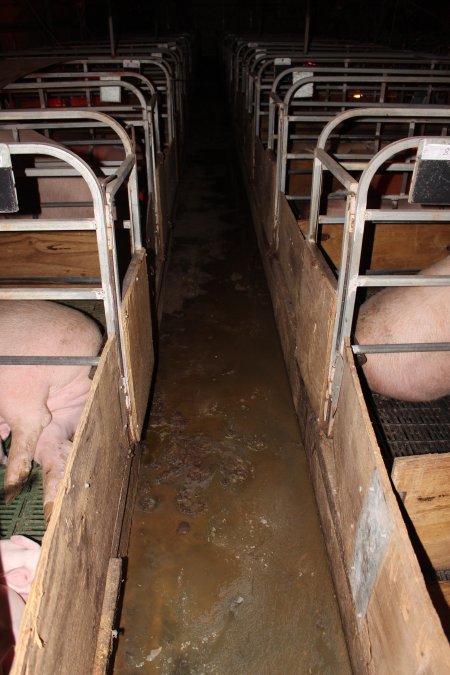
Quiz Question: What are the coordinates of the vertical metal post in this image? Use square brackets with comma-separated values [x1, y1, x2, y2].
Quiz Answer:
[304, 0, 311, 55]
[107, 1, 115, 57]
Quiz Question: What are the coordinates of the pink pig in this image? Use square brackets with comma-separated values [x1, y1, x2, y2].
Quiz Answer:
[0, 535, 41, 674]
[0, 301, 102, 520]
[355, 255, 450, 401]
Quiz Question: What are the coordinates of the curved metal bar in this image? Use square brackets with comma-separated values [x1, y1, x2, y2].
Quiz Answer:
[0, 108, 141, 250]
[327, 136, 450, 423]
[5, 140, 118, 338]
[309, 106, 450, 243]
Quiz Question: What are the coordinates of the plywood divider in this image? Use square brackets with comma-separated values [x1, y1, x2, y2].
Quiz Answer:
[92, 557, 123, 675]
[278, 196, 337, 420]
[392, 453, 450, 571]
[306, 221, 450, 272]
[0, 232, 100, 280]
[121, 249, 154, 442]
[326, 348, 450, 672]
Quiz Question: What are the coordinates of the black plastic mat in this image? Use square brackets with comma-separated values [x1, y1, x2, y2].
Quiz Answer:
[370, 392, 450, 467]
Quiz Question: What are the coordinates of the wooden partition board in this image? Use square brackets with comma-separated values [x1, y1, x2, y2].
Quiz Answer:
[233, 93, 247, 148]
[254, 142, 277, 246]
[155, 141, 178, 258]
[392, 453, 450, 572]
[153, 145, 175, 293]
[307, 422, 370, 673]
[307, 222, 450, 272]
[247, 151, 336, 421]
[12, 337, 132, 675]
[0, 232, 100, 279]
[243, 124, 450, 673]
[280, 198, 336, 420]
[319, 347, 450, 673]
[121, 249, 154, 442]
[236, 110, 252, 172]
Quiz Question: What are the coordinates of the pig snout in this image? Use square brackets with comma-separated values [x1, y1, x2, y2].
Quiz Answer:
[0, 301, 102, 517]
[355, 255, 450, 401]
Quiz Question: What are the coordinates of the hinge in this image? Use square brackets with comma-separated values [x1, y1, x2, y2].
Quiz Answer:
[118, 376, 130, 432]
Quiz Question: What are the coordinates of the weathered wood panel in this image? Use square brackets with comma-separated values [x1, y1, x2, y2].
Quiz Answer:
[155, 141, 178, 292]
[294, 237, 336, 420]
[300, 221, 450, 272]
[12, 337, 130, 675]
[392, 453, 450, 571]
[92, 558, 123, 675]
[310, 427, 371, 674]
[330, 348, 450, 674]
[0, 232, 100, 280]
[121, 249, 154, 442]
[254, 141, 276, 247]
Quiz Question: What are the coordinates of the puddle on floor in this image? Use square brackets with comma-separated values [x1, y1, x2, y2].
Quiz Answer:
[113, 68, 350, 675]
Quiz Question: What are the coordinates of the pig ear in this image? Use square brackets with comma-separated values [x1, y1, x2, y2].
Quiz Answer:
[9, 535, 40, 551]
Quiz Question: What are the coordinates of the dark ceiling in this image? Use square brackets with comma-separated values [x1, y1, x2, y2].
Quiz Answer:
[1, 0, 449, 54]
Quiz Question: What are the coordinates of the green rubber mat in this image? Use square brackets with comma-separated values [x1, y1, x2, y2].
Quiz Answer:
[0, 465, 46, 542]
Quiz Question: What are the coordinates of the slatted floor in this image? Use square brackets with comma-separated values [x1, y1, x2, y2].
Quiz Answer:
[0, 464, 45, 542]
[370, 392, 450, 467]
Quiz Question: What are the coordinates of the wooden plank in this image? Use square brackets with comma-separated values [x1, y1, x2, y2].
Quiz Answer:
[121, 249, 154, 441]
[309, 428, 371, 674]
[294, 231, 336, 420]
[12, 337, 131, 675]
[92, 558, 123, 675]
[255, 143, 276, 247]
[439, 581, 450, 607]
[427, 580, 450, 640]
[304, 222, 450, 273]
[155, 142, 178, 288]
[0, 232, 100, 279]
[392, 453, 450, 571]
[329, 348, 450, 673]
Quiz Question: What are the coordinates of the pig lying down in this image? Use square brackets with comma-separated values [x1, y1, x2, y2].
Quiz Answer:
[355, 255, 450, 402]
[0, 535, 40, 674]
[0, 301, 102, 520]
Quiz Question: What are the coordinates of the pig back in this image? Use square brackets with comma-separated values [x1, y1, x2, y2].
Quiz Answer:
[0, 300, 102, 391]
[355, 255, 450, 401]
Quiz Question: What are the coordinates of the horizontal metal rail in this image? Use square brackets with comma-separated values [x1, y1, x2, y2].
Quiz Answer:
[0, 356, 100, 366]
[0, 288, 105, 300]
[353, 343, 450, 355]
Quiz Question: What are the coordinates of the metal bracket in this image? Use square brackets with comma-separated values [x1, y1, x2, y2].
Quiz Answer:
[326, 352, 345, 437]
[0, 144, 18, 213]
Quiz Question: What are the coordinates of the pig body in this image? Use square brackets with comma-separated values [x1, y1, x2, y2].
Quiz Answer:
[355, 255, 450, 401]
[0, 301, 102, 518]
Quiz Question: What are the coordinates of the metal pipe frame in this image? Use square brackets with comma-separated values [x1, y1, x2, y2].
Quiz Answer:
[0, 108, 141, 250]
[271, 75, 450, 247]
[255, 62, 450, 147]
[0, 138, 138, 409]
[308, 107, 450, 243]
[2, 79, 156, 244]
[325, 136, 450, 424]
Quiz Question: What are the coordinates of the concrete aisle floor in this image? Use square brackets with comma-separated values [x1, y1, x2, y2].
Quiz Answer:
[113, 63, 351, 675]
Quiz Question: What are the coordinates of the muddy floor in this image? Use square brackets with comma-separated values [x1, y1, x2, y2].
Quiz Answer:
[113, 64, 351, 675]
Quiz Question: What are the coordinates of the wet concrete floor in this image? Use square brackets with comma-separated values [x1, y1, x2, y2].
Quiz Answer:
[113, 64, 351, 675]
